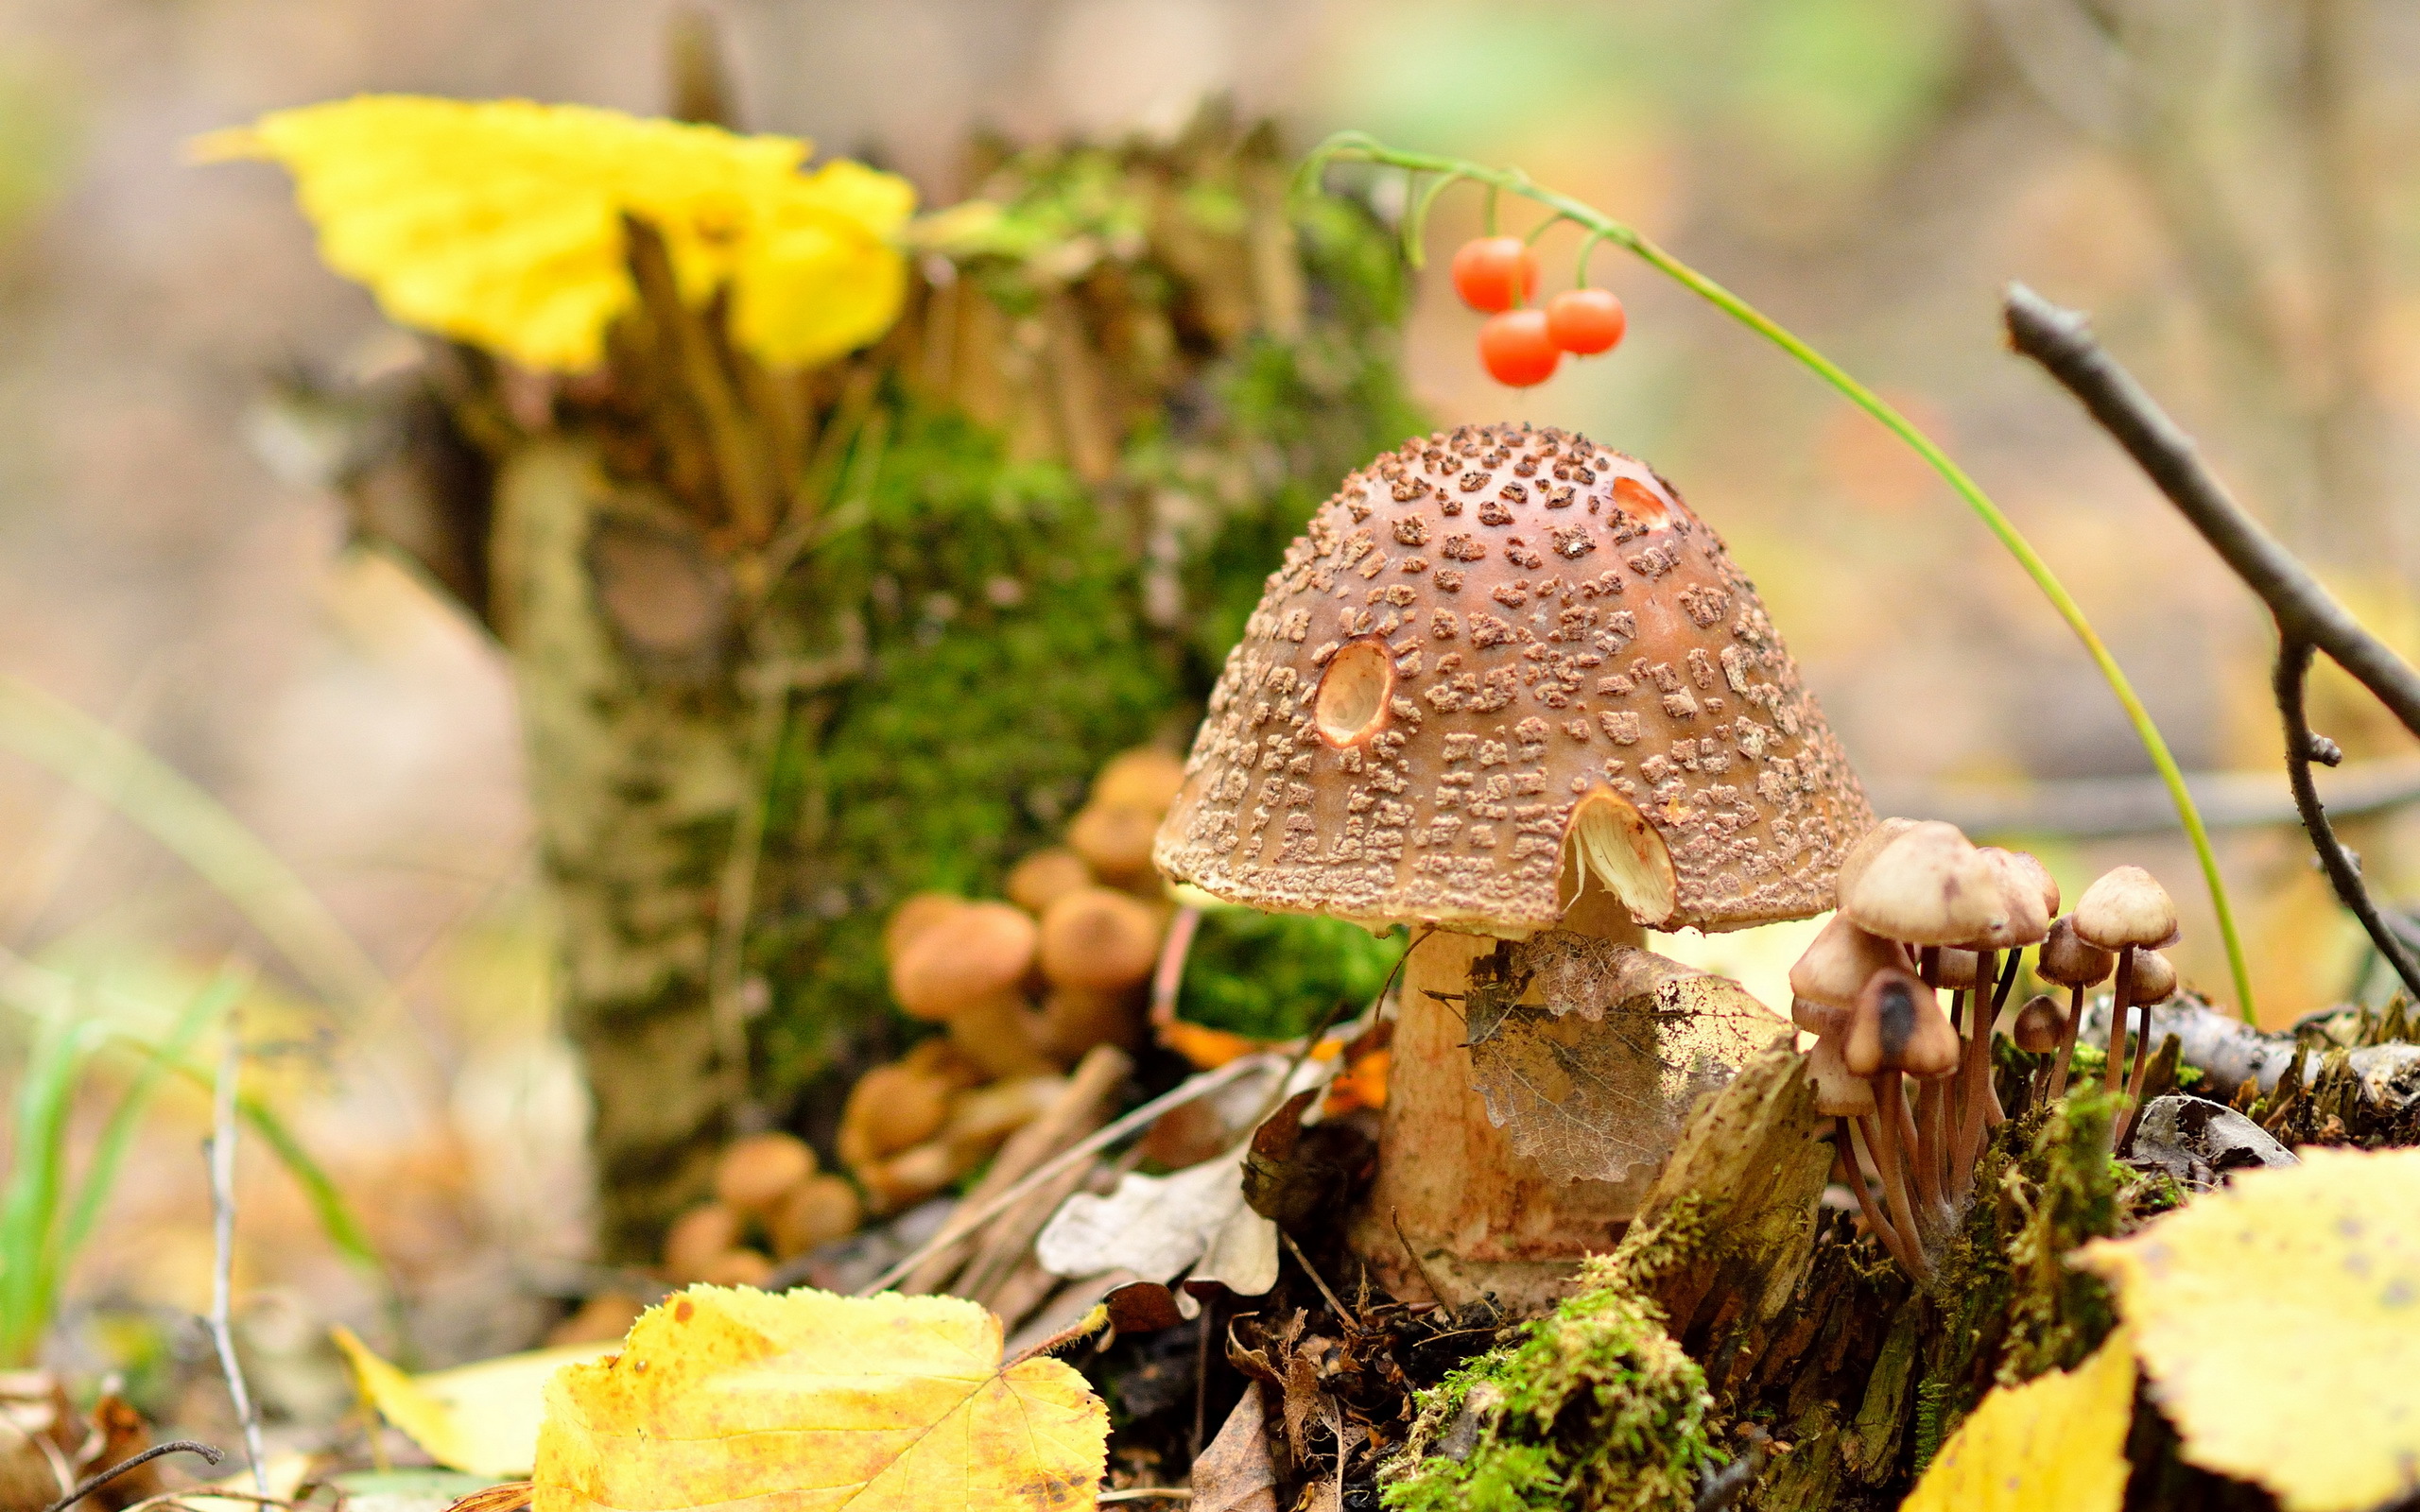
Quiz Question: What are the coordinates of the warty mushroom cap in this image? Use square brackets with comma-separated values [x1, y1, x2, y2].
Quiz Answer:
[1845, 967, 1961, 1079]
[1839, 820, 2008, 947]
[1789, 914, 1911, 1010]
[2036, 916, 2115, 987]
[1807, 1031, 1876, 1117]
[2125, 948, 2178, 1005]
[2071, 865, 2180, 952]
[889, 901, 1039, 1021]
[1153, 423, 1874, 935]
[2011, 993, 2066, 1054]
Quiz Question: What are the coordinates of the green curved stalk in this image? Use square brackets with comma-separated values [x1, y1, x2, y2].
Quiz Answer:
[1298, 132, 2256, 1022]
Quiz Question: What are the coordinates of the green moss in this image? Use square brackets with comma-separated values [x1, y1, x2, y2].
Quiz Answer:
[1381, 1280, 1720, 1512]
[1996, 1085, 2121, 1383]
[1176, 910, 1406, 1040]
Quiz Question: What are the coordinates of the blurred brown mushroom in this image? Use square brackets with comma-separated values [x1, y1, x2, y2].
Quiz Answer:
[767, 1173, 863, 1259]
[1038, 886, 1163, 992]
[890, 901, 1038, 1020]
[713, 1132, 815, 1215]
[883, 891, 969, 963]
[1091, 747, 1186, 814]
[1067, 802, 1161, 888]
[837, 1060, 953, 1169]
[696, 1248, 774, 1288]
[1039, 984, 1143, 1060]
[1006, 848, 1094, 916]
[663, 1202, 743, 1283]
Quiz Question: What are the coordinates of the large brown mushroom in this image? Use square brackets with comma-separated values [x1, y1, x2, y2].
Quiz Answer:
[1155, 423, 1874, 1303]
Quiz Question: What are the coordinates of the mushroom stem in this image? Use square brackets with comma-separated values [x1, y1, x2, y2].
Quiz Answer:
[2048, 982, 2085, 1102]
[1983, 952, 2019, 1128]
[1835, 1116, 1918, 1277]
[1949, 947, 1998, 1200]
[2103, 944, 2138, 1150]
[1868, 1075, 1932, 1281]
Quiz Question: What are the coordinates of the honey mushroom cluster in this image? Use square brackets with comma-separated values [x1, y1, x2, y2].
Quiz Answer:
[1791, 820, 2181, 1281]
[654, 746, 1186, 1281]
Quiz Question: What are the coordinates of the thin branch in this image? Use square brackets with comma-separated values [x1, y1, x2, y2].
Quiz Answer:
[2006, 283, 2420, 1005]
[2004, 284, 2420, 732]
[2277, 639, 2420, 999]
[205, 1019, 268, 1497]
[38, 1443, 221, 1512]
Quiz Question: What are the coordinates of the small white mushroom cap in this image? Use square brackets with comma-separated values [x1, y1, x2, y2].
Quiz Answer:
[2072, 865, 2180, 953]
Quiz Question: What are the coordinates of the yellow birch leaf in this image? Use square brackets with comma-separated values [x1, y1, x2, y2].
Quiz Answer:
[1899, 1328, 2135, 1512]
[194, 96, 911, 372]
[332, 1326, 613, 1478]
[532, 1284, 1108, 1512]
[2076, 1146, 2420, 1512]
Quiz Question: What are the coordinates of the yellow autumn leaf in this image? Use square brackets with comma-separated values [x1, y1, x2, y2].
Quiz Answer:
[533, 1284, 1108, 1512]
[195, 96, 913, 371]
[332, 1325, 613, 1477]
[1899, 1328, 2135, 1512]
[2076, 1146, 2420, 1512]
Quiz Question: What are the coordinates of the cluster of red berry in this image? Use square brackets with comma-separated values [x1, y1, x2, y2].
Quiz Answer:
[1450, 236, 1626, 387]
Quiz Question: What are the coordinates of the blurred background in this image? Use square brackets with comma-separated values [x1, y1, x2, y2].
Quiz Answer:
[5, 0, 2419, 1452]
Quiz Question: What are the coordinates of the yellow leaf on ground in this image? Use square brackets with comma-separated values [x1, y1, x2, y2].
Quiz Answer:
[1900, 1329, 2135, 1512]
[333, 1327, 613, 1478]
[2076, 1146, 2420, 1512]
[533, 1284, 1107, 1512]
[196, 96, 912, 371]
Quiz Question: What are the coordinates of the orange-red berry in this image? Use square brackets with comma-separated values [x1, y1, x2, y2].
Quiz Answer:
[1478, 309, 1560, 387]
[1547, 287, 1626, 355]
[1451, 237, 1539, 314]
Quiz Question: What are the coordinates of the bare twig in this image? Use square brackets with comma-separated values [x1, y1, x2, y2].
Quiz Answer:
[205, 1020, 267, 1496]
[2006, 283, 2420, 1005]
[2275, 639, 2420, 995]
[1278, 1229, 1354, 1325]
[36, 1442, 221, 1512]
[2006, 284, 2420, 730]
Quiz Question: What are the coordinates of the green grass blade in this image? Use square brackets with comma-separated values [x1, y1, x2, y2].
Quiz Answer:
[1297, 135, 2257, 1022]
[54, 964, 248, 1263]
[0, 1010, 101, 1366]
[0, 675, 389, 1014]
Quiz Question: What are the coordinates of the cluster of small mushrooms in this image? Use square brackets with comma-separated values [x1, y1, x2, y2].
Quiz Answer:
[655, 747, 1186, 1283]
[1790, 817, 2182, 1280]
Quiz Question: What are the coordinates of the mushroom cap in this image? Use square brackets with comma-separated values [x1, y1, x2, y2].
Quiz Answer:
[1966, 848, 2053, 950]
[1834, 816, 1918, 908]
[1006, 847, 1094, 916]
[2036, 916, 2115, 987]
[1791, 994, 1846, 1037]
[1933, 947, 1984, 992]
[1807, 1031, 1876, 1116]
[1037, 886, 1164, 992]
[1093, 747, 1188, 814]
[1840, 820, 2007, 947]
[883, 891, 968, 963]
[890, 901, 1039, 1021]
[1845, 967, 1961, 1079]
[2126, 948, 2178, 1005]
[2072, 865, 2179, 952]
[1789, 914, 1910, 1009]
[1069, 802, 1161, 885]
[2011, 993, 2066, 1054]
[713, 1132, 815, 1213]
[767, 1173, 862, 1259]
[1990, 848, 2061, 919]
[1153, 424, 1873, 935]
